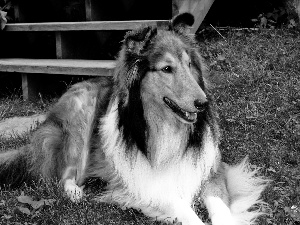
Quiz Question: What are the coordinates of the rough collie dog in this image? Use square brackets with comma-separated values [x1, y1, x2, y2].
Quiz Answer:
[0, 13, 267, 225]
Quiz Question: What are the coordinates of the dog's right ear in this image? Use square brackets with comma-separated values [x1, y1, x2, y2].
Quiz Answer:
[171, 12, 194, 34]
[124, 26, 157, 56]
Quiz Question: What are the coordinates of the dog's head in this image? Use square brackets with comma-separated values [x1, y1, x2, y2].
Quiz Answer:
[115, 13, 218, 152]
[116, 13, 209, 124]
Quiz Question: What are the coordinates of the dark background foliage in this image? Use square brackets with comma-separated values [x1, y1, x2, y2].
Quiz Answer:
[205, 0, 292, 27]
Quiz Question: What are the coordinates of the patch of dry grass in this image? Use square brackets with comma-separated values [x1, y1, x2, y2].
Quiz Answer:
[198, 28, 300, 224]
[0, 94, 50, 121]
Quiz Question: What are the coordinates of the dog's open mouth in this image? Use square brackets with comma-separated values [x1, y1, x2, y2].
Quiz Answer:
[163, 97, 198, 123]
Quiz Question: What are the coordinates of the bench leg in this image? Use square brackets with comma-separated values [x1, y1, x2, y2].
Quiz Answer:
[22, 74, 38, 101]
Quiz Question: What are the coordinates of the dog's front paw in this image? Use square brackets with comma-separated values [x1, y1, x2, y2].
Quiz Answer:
[64, 178, 83, 202]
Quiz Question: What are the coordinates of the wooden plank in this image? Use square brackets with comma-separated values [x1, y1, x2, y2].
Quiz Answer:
[0, 58, 116, 76]
[56, 32, 72, 59]
[4, 20, 169, 32]
[85, 0, 92, 21]
[174, 0, 215, 33]
[56, 32, 64, 59]
[22, 74, 38, 101]
[13, 0, 22, 22]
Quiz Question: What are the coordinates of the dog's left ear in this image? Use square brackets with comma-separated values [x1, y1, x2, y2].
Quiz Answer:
[171, 12, 194, 34]
[124, 26, 157, 56]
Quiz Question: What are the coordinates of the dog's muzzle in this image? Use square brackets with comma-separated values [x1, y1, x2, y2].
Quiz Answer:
[163, 97, 207, 123]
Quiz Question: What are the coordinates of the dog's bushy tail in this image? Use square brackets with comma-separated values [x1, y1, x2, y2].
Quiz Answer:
[225, 158, 269, 225]
[0, 146, 33, 187]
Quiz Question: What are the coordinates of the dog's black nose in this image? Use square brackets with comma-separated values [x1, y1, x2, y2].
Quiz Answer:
[194, 99, 208, 112]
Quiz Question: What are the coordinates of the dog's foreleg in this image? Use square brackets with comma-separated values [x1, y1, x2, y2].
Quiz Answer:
[201, 164, 237, 225]
[62, 166, 84, 202]
[224, 158, 269, 225]
[59, 93, 97, 202]
[204, 196, 236, 225]
[150, 201, 205, 225]
[202, 159, 268, 225]
[60, 119, 88, 202]
[61, 122, 92, 202]
[174, 205, 206, 225]
[62, 133, 91, 202]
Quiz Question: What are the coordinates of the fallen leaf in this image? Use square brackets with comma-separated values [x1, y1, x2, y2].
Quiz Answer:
[17, 194, 56, 210]
[30, 200, 45, 210]
[43, 199, 56, 206]
[217, 54, 226, 61]
[31, 199, 56, 209]
[17, 195, 34, 205]
[17, 206, 31, 215]
[2, 214, 12, 219]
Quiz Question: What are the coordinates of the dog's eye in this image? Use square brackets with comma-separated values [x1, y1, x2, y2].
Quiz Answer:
[188, 62, 192, 68]
[161, 66, 173, 73]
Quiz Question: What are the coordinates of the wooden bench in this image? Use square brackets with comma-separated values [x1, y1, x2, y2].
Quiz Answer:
[0, 20, 167, 100]
[4, 20, 168, 32]
[0, 58, 116, 100]
[0, 58, 116, 75]
[0, 0, 214, 101]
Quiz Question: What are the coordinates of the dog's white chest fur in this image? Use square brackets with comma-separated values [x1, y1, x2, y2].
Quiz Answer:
[99, 100, 219, 217]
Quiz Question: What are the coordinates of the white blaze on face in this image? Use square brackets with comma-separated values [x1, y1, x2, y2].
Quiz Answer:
[141, 50, 207, 125]
[157, 51, 206, 110]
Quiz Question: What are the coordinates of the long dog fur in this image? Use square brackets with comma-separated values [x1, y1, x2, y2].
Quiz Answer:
[0, 13, 268, 225]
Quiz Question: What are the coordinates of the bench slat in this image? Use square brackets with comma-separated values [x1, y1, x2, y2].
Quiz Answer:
[4, 20, 169, 32]
[0, 58, 116, 76]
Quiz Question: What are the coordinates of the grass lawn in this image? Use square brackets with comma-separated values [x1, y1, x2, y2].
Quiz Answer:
[0, 28, 300, 224]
